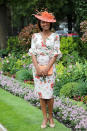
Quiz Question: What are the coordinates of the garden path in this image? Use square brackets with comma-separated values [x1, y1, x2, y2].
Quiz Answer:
[0, 88, 71, 131]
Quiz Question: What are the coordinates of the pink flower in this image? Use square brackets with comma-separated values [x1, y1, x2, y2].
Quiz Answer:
[41, 41, 46, 47]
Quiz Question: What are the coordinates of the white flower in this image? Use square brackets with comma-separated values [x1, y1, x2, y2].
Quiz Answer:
[6, 60, 9, 63]
[22, 55, 26, 58]
[69, 65, 72, 68]
[0, 71, 3, 74]
[8, 53, 11, 56]
[57, 79, 59, 82]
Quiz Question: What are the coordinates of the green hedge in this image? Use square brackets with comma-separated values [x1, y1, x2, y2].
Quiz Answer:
[16, 69, 33, 81]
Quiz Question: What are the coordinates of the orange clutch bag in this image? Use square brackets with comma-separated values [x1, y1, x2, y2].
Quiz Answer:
[38, 65, 53, 76]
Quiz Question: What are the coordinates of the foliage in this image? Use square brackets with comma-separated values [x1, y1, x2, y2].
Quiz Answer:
[60, 37, 79, 55]
[54, 60, 87, 96]
[61, 51, 82, 66]
[1, 0, 87, 36]
[59, 82, 79, 98]
[0, 74, 87, 130]
[2, 55, 17, 74]
[59, 36, 87, 65]
[7, 36, 21, 53]
[72, 81, 87, 97]
[74, 0, 87, 32]
[0, 49, 9, 58]
[60, 36, 87, 59]
[80, 20, 87, 54]
[6, 36, 27, 57]
[16, 69, 33, 81]
[56, 62, 65, 76]
[60, 61, 87, 81]
[74, 37, 87, 58]
[1, 53, 32, 75]
[9, 0, 41, 27]
[83, 96, 87, 104]
[0, 0, 77, 33]
[18, 24, 39, 50]
[59, 35, 87, 61]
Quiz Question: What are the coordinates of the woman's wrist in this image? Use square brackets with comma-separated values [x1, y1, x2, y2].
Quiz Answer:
[35, 64, 39, 71]
[47, 65, 51, 71]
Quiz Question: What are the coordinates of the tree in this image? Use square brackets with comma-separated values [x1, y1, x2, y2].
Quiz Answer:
[74, 0, 87, 33]
[0, 0, 38, 49]
[0, 2, 11, 49]
[32, 0, 76, 32]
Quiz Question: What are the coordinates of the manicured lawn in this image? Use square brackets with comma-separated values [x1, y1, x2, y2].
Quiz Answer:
[0, 88, 71, 131]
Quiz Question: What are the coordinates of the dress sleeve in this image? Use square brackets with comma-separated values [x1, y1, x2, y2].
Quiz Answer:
[52, 34, 62, 60]
[28, 34, 37, 56]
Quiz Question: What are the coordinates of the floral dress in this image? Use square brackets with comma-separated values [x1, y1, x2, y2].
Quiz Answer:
[29, 32, 62, 99]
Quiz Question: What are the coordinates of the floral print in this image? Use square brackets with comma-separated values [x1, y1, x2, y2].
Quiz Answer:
[29, 32, 62, 99]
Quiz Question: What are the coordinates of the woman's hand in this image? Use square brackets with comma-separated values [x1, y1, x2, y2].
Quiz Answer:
[36, 66, 49, 76]
[41, 67, 49, 76]
[36, 66, 43, 76]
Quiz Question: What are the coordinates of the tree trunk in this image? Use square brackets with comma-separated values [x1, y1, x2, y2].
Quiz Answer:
[0, 4, 8, 49]
[67, 15, 72, 33]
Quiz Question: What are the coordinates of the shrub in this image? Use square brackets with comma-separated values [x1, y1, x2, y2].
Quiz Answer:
[7, 36, 21, 53]
[56, 62, 65, 76]
[60, 82, 79, 98]
[59, 61, 86, 82]
[61, 51, 82, 66]
[54, 60, 87, 97]
[2, 55, 17, 74]
[18, 24, 40, 51]
[16, 69, 33, 81]
[83, 96, 87, 104]
[60, 37, 78, 55]
[72, 81, 87, 97]
[60, 36, 87, 59]
[0, 49, 9, 58]
[1, 52, 32, 75]
[80, 20, 87, 43]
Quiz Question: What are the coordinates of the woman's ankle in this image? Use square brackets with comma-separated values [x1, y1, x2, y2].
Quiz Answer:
[48, 117, 54, 123]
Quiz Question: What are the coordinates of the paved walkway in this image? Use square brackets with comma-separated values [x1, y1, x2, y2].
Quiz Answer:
[0, 124, 7, 131]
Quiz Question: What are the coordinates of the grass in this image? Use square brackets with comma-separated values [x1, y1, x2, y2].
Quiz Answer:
[0, 61, 2, 70]
[0, 88, 71, 131]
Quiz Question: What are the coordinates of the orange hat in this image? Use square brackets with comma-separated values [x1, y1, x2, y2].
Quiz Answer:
[34, 11, 56, 23]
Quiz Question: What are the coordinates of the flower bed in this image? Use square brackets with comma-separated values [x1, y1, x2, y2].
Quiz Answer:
[0, 74, 87, 130]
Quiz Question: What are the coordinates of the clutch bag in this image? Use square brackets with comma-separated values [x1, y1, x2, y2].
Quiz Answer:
[38, 65, 53, 75]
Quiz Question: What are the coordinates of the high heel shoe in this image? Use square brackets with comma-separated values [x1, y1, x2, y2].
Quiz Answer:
[41, 124, 47, 129]
[48, 118, 55, 128]
[49, 123, 55, 128]
[41, 119, 48, 129]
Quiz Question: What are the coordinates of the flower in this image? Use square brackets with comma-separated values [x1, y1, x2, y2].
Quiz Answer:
[40, 11, 55, 19]
[0, 74, 87, 130]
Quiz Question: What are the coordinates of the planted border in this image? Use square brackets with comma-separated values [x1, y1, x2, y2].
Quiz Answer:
[0, 74, 87, 130]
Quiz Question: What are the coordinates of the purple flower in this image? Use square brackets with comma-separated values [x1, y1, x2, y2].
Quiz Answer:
[0, 74, 87, 130]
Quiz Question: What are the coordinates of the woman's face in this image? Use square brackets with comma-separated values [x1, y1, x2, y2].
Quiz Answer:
[40, 21, 50, 31]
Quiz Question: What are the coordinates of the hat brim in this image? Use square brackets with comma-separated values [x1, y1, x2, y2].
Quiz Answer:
[34, 15, 56, 23]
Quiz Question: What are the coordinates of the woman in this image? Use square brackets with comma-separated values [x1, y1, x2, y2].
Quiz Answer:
[29, 11, 62, 128]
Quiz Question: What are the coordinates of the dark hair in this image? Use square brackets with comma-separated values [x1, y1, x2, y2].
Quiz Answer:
[38, 20, 52, 31]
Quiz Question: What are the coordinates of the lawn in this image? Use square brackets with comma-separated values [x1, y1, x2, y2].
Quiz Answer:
[0, 88, 71, 131]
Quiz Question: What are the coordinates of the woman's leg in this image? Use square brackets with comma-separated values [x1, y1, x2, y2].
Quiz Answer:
[47, 98, 55, 126]
[40, 98, 48, 127]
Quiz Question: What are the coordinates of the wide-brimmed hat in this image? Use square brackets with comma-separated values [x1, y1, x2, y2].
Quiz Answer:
[34, 11, 56, 23]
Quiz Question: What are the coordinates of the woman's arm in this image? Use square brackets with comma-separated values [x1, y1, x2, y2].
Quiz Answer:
[31, 54, 43, 76]
[29, 34, 43, 76]
[42, 55, 58, 75]
[47, 55, 58, 70]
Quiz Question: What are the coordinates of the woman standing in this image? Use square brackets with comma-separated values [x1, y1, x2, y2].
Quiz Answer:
[29, 11, 62, 128]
